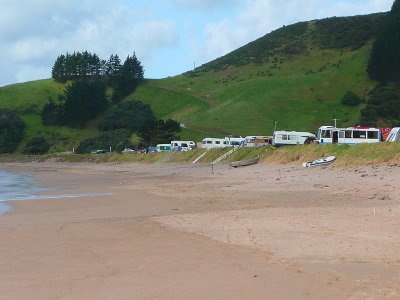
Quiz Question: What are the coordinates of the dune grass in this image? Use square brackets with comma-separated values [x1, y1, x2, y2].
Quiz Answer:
[8, 142, 398, 168]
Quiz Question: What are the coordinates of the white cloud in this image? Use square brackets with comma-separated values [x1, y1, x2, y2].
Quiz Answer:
[0, 0, 394, 86]
[170, 0, 240, 11]
[0, 0, 179, 86]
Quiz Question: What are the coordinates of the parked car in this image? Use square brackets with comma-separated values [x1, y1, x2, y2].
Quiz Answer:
[146, 146, 158, 153]
[121, 148, 135, 154]
[91, 149, 107, 154]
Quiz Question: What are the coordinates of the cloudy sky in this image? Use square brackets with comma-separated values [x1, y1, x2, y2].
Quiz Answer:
[0, 0, 394, 87]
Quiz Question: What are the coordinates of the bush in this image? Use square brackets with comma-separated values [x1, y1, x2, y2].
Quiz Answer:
[340, 91, 362, 106]
[0, 108, 25, 153]
[23, 137, 50, 154]
[98, 100, 156, 132]
[75, 129, 132, 154]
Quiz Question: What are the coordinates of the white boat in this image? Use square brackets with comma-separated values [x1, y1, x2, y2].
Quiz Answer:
[302, 156, 336, 167]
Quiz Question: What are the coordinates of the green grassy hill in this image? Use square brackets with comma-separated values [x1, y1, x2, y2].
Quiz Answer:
[0, 13, 388, 152]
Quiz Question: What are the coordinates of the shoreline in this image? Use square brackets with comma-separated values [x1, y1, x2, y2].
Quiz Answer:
[0, 161, 399, 299]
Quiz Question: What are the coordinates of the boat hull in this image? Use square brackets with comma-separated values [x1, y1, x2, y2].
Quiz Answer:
[229, 157, 259, 168]
[302, 156, 336, 167]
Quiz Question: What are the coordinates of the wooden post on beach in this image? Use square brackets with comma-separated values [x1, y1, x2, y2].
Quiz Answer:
[211, 164, 214, 175]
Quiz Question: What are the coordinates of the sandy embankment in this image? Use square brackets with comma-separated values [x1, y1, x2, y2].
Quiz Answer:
[0, 161, 399, 299]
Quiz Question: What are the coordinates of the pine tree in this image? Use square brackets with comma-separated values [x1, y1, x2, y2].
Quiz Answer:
[112, 53, 144, 102]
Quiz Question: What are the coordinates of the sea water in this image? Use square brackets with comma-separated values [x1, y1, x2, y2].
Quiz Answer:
[0, 170, 112, 216]
[0, 170, 46, 215]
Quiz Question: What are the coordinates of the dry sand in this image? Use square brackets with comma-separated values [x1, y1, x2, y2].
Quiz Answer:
[0, 161, 399, 299]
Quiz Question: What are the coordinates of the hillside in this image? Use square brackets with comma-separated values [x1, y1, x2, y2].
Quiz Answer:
[0, 12, 387, 152]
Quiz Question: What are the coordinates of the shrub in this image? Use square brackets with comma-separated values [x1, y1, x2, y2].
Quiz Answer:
[0, 108, 25, 153]
[340, 91, 362, 106]
[23, 137, 50, 154]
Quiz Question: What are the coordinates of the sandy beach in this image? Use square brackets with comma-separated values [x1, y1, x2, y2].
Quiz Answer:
[0, 161, 399, 299]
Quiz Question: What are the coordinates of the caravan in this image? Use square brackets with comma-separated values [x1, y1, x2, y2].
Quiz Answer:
[244, 136, 272, 147]
[170, 140, 196, 151]
[201, 138, 228, 149]
[225, 136, 245, 146]
[201, 136, 245, 149]
[272, 131, 315, 146]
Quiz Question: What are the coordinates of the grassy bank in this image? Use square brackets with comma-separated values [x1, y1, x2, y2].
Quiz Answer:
[2, 143, 399, 167]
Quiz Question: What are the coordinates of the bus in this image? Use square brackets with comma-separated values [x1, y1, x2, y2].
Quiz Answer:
[316, 126, 384, 145]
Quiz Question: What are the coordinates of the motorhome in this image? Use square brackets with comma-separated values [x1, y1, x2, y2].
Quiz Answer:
[386, 127, 400, 142]
[170, 140, 196, 151]
[316, 126, 384, 145]
[225, 136, 245, 147]
[244, 136, 272, 147]
[156, 144, 172, 152]
[201, 138, 228, 149]
[272, 131, 316, 146]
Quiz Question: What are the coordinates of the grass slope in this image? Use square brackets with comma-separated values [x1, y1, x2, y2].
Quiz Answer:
[0, 13, 387, 152]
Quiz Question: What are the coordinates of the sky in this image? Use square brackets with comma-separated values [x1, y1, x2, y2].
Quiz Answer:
[0, 0, 394, 87]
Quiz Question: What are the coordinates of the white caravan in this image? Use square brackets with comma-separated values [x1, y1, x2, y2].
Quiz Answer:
[201, 138, 228, 149]
[225, 136, 245, 147]
[272, 130, 316, 146]
[170, 140, 196, 151]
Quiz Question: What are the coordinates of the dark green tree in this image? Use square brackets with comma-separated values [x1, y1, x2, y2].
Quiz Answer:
[360, 82, 400, 126]
[0, 108, 25, 153]
[139, 119, 181, 146]
[98, 100, 156, 132]
[41, 96, 65, 125]
[368, 0, 400, 82]
[75, 129, 132, 154]
[105, 54, 122, 82]
[112, 53, 144, 102]
[63, 79, 108, 127]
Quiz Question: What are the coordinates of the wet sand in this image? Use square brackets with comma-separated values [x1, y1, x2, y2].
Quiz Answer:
[0, 161, 399, 299]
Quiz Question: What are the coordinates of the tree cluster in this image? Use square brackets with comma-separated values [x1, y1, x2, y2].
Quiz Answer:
[44, 50, 145, 128]
[76, 100, 181, 153]
[361, 0, 400, 126]
[367, 0, 400, 82]
[360, 82, 400, 127]
[23, 137, 50, 155]
[42, 79, 108, 127]
[0, 108, 25, 153]
[51, 51, 144, 102]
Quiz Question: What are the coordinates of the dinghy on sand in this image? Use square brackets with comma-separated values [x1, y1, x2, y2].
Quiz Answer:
[302, 156, 336, 167]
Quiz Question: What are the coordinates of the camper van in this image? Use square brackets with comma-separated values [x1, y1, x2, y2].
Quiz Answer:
[201, 138, 228, 149]
[386, 127, 400, 142]
[244, 136, 272, 147]
[156, 144, 172, 152]
[170, 140, 196, 151]
[272, 131, 316, 146]
[225, 136, 245, 147]
[316, 126, 384, 145]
